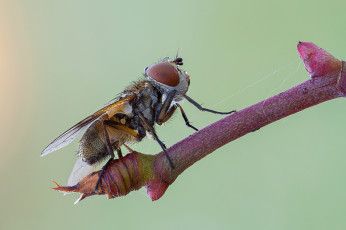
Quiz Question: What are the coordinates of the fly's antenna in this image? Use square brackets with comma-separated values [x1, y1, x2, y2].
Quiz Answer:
[174, 49, 183, 65]
[173, 49, 183, 66]
[175, 49, 180, 60]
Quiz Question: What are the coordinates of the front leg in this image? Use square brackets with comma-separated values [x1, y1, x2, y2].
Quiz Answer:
[184, 94, 236, 115]
[155, 89, 177, 125]
[156, 90, 198, 132]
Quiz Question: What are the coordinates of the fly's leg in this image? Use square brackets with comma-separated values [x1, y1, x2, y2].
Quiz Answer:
[95, 158, 112, 191]
[95, 120, 117, 191]
[176, 104, 198, 131]
[102, 120, 116, 158]
[94, 120, 141, 190]
[139, 113, 175, 169]
[183, 94, 236, 115]
[94, 144, 122, 190]
[155, 90, 198, 131]
[114, 144, 123, 158]
[155, 89, 177, 124]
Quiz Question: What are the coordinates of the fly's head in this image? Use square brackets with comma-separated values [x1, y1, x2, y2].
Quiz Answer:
[145, 57, 190, 103]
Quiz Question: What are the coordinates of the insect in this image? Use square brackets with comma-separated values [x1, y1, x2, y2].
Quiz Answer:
[41, 57, 236, 189]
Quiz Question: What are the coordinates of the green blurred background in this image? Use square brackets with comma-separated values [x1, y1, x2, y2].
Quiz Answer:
[1, 0, 346, 229]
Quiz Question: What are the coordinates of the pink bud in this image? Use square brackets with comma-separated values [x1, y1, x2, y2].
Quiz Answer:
[146, 179, 169, 201]
[297, 42, 341, 78]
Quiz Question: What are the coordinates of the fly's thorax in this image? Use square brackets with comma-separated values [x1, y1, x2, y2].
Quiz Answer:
[121, 80, 160, 122]
[138, 86, 159, 121]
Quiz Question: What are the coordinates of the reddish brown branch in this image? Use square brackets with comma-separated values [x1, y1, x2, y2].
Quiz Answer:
[53, 42, 346, 202]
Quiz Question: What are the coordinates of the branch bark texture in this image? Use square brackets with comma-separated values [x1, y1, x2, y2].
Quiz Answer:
[54, 42, 346, 202]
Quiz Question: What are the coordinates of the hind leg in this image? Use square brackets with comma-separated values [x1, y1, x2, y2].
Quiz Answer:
[95, 121, 139, 191]
[94, 120, 118, 191]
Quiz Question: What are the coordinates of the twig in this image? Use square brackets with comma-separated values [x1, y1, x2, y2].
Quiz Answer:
[53, 42, 346, 203]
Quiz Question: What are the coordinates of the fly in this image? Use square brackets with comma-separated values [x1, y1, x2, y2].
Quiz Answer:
[41, 57, 236, 190]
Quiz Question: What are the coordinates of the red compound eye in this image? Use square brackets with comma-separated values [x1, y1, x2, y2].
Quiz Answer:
[146, 62, 180, 86]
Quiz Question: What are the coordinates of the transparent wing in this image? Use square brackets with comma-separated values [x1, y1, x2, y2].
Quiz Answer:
[41, 95, 134, 157]
[41, 114, 105, 157]
[67, 157, 98, 186]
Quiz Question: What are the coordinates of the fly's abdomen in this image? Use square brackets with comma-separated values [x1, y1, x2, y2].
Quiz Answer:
[78, 121, 108, 165]
[78, 118, 140, 165]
